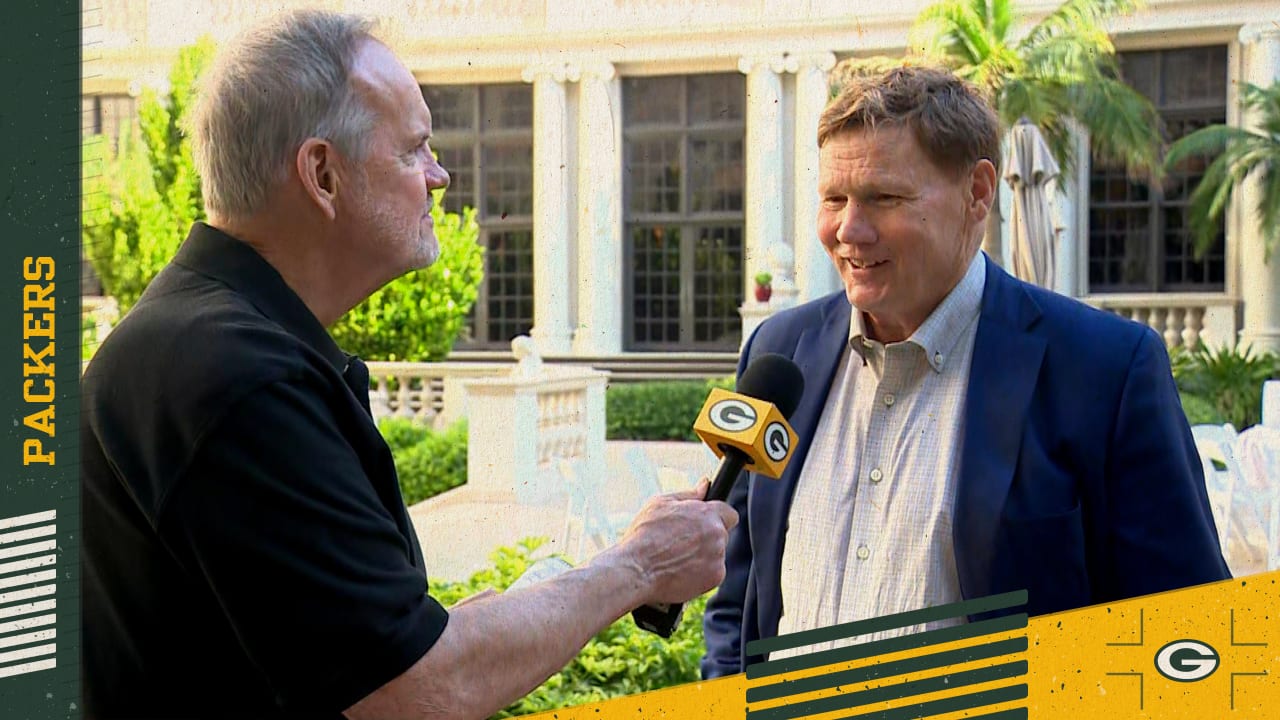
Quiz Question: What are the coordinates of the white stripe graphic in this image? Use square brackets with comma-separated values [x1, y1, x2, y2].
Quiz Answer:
[0, 555, 56, 576]
[0, 600, 56, 620]
[0, 613, 55, 635]
[0, 539, 57, 561]
[0, 658, 56, 679]
[0, 510, 56, 530]
[0, 643, 56, 665]
[0, 585, 56, 605]
[0, 570, 57, 591]
[0, 526, 56, 545]
[0, 628, 55, 650]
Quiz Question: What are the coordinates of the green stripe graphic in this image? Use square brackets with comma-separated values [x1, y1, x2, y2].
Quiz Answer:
[747, 590, 1026, 658]
[746, 661, 1027, 720]
[747, 635, 1028, 703]
[747, 613, 1028, 679]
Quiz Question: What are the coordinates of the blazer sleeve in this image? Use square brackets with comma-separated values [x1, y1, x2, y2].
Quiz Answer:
[1100, 328, 1232, 598]
[700, 327, 761, 679]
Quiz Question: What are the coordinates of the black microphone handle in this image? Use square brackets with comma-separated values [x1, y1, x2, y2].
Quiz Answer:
[631, 446, 752, 638]
[705, 446, 751, 503]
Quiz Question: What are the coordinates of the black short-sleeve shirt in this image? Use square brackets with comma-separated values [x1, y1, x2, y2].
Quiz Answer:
[82, 223, 449, 719]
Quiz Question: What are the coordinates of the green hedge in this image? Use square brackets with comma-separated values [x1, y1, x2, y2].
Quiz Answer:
[380, 418, 468, 506]
[1171, 343, 1280, 429]
[427, 538, 709, 718]
[606, 376, 735, 441]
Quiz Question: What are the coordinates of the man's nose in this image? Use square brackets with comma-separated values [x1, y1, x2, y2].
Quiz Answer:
[425, 159, 450, 192]
[836, 202, 874, 244]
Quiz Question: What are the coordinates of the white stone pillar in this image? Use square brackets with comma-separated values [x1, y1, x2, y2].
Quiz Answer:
[786, 51, 840, 304]
[1238, 23, 1280, 353]
[738, 55, 789, 301]
[572, 61, 624, 356]
[522, 63, 576, 354]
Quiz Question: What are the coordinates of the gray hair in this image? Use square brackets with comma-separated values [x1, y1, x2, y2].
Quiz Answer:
[188, 10, 379, 220]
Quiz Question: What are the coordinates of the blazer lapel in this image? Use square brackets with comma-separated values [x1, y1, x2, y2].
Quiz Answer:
[753, 294, 850, 628]
[954, 258, 1046, 602]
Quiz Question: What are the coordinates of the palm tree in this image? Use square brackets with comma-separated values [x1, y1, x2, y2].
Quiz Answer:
[905, 0, 1166, 185]
[1165, 81, 1280, 262]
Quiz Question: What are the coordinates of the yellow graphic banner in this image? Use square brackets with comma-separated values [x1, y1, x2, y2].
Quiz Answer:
[528, 572, 1279, 718]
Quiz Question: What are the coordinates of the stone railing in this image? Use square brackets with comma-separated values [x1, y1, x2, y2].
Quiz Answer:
[462, 337, 610, 505]
[1082, 293, 1240, 350]
[365, 361, 511, 428]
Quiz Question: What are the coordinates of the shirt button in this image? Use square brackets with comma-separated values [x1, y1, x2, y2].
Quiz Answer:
[856, 545, 870, 560]
[934, 352, 944, 365]
[883, 393, 896, 407]
[869, 468, 883, 483]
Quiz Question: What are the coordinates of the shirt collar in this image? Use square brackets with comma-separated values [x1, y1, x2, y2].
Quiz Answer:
[171, 222, 350, 373]
[847, 251, 987, 373]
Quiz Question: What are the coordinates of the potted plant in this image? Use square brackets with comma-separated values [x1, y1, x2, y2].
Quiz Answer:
[754, 271, 773, 303]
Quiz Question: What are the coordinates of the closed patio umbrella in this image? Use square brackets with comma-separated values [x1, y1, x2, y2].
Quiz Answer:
[1004, 120, 1060, 290]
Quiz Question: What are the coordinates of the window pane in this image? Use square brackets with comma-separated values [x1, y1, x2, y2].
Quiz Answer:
[436, 146, 474, 215]
[692, 225, 743, 345]
[689, 136, 744, 212]
[624, 76, 683, 125]
[422, 85, 476, 131]
[485, 230, 535, 343]
[482, 84, 533, 130]
[688, 74, 745, 123]
[627, 138, 681, 214]
[1089, 46, 1226, 292]
[630, 226, 682, 345]
[483, 142, 534, 218]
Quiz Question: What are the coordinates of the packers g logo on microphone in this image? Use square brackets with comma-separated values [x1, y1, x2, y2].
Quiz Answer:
[1154, 639, 1219, 682]
[764, 422, 790, 462]
[708, 399, 759, 433]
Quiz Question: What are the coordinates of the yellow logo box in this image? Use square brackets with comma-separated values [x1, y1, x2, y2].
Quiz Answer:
[692, 388, 799, 479]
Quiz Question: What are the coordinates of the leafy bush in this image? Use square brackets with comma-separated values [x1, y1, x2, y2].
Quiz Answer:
[606, 376, 736, 441]
[82, 40, 213, 314]
[377, 417, 433, 454]
[1171, 343, 1280, 430]
[328, 203, 485, 361]
[384, 419, 469, 506]
[427, 539, 710, 718]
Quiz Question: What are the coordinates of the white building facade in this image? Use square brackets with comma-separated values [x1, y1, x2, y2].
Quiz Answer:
[84, 0, 1280, 361]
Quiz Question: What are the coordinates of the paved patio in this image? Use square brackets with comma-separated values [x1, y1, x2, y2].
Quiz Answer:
[409, 440, 718, 582]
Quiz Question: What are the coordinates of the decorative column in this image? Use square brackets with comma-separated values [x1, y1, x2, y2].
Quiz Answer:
[1238, 23, 1280, 353]
[572, 61, 624, 356]
[786, 51, 839, 303]
[521, 62, 576, 354]
[738, 55, 789, 301]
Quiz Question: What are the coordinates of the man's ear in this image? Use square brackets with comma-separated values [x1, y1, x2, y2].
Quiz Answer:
[297, 137, 342, 221]
[968, 158, 998, 225]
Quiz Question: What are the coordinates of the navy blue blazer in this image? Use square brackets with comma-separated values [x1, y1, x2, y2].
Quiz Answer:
[701, 255, 1231, 678]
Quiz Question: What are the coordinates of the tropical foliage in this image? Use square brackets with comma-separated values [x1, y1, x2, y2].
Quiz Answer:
[833, 0, 1165, 185]
[1165, 81, 1280, 261]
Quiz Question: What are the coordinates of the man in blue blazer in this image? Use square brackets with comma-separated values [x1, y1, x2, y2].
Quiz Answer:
[701, 66, 1230, 678]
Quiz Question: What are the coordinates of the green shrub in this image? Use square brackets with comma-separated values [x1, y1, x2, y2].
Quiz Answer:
[377, 417, 433, 454]
[329, 203, 485, 361]
[1179, 391, 1225, 426]
[427, 539, 710, 718]
[82, 40, 213, 314]
[1171, 343, 1280, 429]
[387, 419, 468, 506]
[606, 376, 736, 441]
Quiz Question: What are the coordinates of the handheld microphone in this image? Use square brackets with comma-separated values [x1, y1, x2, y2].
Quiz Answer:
[631, 353, 805, 637]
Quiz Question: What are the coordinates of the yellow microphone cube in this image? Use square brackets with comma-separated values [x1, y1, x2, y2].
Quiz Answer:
[692, 388, 799, 479]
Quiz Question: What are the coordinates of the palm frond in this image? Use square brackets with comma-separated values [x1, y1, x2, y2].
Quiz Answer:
[1261, 150, 1280, 262]
[1165, 125, 1257, 169]
[1242, 82, 1280, 137]
[1070, 75, 1164, 183]
[1020, 0, 1141, 52]
[1022, 29, 1117, 85]
[991, 0, 1014, 40]
[912, 1, 996, 68]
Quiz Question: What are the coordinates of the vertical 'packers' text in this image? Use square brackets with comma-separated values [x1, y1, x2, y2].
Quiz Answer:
[22, 257, 55, 466]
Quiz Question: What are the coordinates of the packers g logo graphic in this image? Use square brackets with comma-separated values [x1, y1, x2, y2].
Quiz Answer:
[708, 399, 758, 433]
[1154, 639, 1220, 682]
[763, 421, 790, 461]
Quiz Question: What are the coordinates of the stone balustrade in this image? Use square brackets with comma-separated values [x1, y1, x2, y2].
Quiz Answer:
[365, 361, 510, 428]
[1082, 293, 1240, 350]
